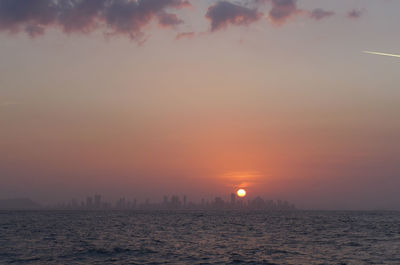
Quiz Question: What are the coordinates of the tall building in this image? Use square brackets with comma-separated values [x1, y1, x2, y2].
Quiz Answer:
[86, 196, 93, 209]
[214, 197, 224, 209]
[94, 194, 101, 209]
[116, 197, 126, 209]
[171, 195, 181, 208]
[230, 193, 236, 206]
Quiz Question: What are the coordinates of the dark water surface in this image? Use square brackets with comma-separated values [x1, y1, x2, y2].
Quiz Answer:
[0, 211, 399, 264]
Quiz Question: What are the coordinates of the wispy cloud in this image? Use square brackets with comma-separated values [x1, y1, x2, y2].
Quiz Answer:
[347, 9, 364, 19]
[175, 31, 195, 40]
[309, 8, 335, 21]
[221, 171, 264, 189]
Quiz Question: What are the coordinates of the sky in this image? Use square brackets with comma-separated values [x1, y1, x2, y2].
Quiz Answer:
[0, 0, 400, 210]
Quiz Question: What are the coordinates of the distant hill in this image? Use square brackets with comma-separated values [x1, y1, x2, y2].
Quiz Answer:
[0, 198, 41, 210]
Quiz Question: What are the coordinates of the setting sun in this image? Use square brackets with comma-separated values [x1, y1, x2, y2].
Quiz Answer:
[237, 189, 247, 198]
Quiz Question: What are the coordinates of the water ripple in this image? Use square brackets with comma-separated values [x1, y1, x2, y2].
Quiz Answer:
[0, 211, 399, 264]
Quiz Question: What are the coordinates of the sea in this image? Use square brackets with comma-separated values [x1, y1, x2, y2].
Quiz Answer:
[0, 211, 399, 264]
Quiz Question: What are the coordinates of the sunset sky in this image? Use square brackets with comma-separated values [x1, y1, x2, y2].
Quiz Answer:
[1, 0, 400, 210]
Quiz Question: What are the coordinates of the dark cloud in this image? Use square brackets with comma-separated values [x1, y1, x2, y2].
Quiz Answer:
[206, 1, 262, 31]
[57, 0, 107, 33]
[0, 0, 57, 32]
[252, 0, 334, 25]
[103, 0, 190, 39]
[0, 0, 190, 40]
[268, 0, 301, 25]
[0, 0, 368, 40]
[309, 8, 334, 21]
[347, 9, 364, 19]
[157, 12, 183, 27]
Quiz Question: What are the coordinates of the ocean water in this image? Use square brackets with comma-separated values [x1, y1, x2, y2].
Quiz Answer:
[0, 211, 399, 264]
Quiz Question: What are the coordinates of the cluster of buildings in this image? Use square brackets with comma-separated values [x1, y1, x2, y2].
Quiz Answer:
[54, 193, 296, 211]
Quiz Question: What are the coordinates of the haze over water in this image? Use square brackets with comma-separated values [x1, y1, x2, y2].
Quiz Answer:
[0, 1, 400, 210]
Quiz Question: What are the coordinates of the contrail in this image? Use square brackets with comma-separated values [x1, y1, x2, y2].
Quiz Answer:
[363, 51, 400, 58]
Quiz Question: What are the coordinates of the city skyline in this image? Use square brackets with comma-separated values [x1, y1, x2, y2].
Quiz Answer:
[0, 192, 297, 211]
